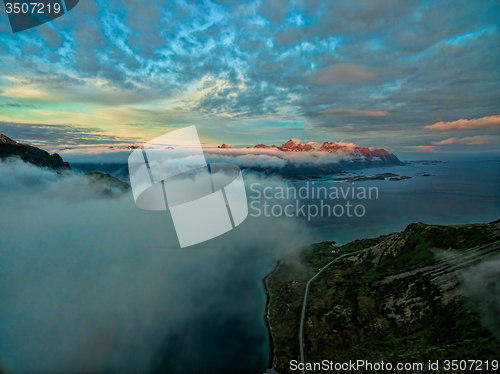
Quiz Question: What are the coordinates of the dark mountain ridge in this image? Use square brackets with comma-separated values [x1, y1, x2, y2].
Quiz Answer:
[0, 134, 71, 171]
[0, 134, 130, 196]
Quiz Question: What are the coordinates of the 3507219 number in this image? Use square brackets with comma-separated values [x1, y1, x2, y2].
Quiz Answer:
[443, 360, 499, 371]
[5, 2, 61, 14]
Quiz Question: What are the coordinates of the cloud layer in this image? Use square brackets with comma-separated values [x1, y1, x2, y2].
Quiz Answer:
[0, 160, 311, 373]
[431, 135, 500, 145]
[426, 115, 500, 130]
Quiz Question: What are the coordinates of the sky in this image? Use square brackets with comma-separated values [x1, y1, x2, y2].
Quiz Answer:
[0, 0, 499, 156]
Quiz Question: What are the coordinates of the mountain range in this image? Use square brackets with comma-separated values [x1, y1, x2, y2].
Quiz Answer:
[217, 139, 403, 166]
[213, 139, 404, 179]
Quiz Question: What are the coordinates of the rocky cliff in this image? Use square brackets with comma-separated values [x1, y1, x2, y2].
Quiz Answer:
[0, 134, 130, 197]
[0, 134, 70, 171]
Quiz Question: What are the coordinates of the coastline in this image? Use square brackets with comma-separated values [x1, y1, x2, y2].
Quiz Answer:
[262, 259, 282, 371]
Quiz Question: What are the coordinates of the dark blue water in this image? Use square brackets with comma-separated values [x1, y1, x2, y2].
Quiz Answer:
[295, 160, 500, 244]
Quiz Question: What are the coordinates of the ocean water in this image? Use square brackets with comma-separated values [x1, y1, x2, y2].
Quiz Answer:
[290, 160, 500, 245]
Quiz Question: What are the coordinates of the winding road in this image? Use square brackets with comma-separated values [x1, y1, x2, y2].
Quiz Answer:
[298, 250, 363, 374]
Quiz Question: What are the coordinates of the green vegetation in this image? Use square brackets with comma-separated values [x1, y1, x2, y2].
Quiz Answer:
[266, 237, 386, 371]
[266, 221, 500, 373]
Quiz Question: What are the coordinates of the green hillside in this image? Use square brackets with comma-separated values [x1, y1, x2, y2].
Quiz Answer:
[266, 221, 500, 373]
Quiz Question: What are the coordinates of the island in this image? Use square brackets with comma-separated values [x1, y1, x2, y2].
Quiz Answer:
[211, 139, 405, 180]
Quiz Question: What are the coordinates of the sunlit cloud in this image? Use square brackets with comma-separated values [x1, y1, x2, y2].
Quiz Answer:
[308, 64, 378, 86]
[425, 115, 500, 130]
[321, 108, 389, 117]
[399, 146, 437, 152]
[1, 87, 50, 99]
[431, 135, 500, 145]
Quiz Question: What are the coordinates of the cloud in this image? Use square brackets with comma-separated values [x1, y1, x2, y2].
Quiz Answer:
[399, 145, 437, 152]
[321, 108, 389, 117]
[431, 135, 500, 145]
[308, 64, 381, 86]
[0, 0, 499, 147]
[0, 159, 311, 373]
[1, 86, 49, 99]
[459, 255, 500, 341]
[0, 103, 37, 109]
[0, 121, 140, 148]
[426, 115, 500, 130]
[56, 145, 373, 185]
[205, 150, 351, 170]
[333, 141, 358, 148]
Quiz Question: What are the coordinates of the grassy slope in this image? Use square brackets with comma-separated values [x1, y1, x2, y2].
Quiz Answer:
[266, 221, 500, 373]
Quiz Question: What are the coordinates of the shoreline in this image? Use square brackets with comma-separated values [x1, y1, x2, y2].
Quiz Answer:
[260, 244, 319, 372]
[262, 258, 282, 371]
